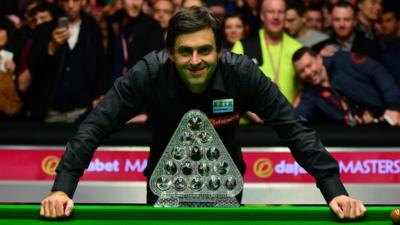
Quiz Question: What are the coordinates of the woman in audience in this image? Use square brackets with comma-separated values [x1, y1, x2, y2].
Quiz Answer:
[223, 12, 247, 50]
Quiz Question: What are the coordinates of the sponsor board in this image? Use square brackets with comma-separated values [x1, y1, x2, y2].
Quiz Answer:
[0, 146, 399, 183]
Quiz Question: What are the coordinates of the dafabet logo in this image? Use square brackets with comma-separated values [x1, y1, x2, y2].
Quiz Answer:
[41, 155, 60, 176]
[253, 158, 273, 178]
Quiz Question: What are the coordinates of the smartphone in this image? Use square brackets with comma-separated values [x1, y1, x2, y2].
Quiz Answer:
[57, 17, 69, 28]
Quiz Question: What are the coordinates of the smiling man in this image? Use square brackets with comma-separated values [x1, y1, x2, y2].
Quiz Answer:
[40, 7, 365, 221]
[293, 47, 400, 126]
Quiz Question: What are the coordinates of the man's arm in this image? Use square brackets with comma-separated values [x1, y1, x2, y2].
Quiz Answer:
[240, 58, 365, 219]
[40, 59, 154, 218]
[354, 56, 400, 126]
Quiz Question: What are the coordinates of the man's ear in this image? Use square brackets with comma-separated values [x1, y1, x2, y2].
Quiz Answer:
[260, 12, 265, 23]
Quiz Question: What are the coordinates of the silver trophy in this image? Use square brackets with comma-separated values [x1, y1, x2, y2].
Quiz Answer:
[149, 110, 243, 207]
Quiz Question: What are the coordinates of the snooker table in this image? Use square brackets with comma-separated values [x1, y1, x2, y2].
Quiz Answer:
[0, 204, 398, 225]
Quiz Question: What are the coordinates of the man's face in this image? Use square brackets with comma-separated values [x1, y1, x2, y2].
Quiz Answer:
[305, 10, 323, 31]
[358, 0, 382, 21]
[260, 0, 286, 35]
[122, 0, 144, 18]
[170, 28, 219, 94]
[294, 52, 325, 86]
[152, 0, 174, 29]
[381, 12, 398, 36]
[331, 6, 357, 40]
[59, 0, 85, 21]
[285, 9, 303, 37]
[35, 11, 53, 26]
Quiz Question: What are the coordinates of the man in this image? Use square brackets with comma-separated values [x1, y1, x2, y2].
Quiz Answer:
[293, 47, 400, 126]
[380, 7, 400, 86]
[232, 0, 302, 104]
[29, 0, 108, 122]
[380, 7, 400, 47]
[313, 1, 381, 62]
[152, 0, 174, 40]
[108, 0, 164, 80]
[40, 7, 365, 220]
[356, 0, 382, 40]
[285, 1, 328, 47]
[304, 3, 324, 32]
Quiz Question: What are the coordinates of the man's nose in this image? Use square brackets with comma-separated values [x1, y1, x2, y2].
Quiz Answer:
[190, 51, 201, 65]
[304, 68, 312, 76]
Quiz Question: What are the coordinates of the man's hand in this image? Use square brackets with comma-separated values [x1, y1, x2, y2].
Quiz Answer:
[40, 191, 74, 218]
[329, 195, 366, 220]
[48, 27, 69, 54]
[383, 110, 400, 126]
[319, 45, 337, 57]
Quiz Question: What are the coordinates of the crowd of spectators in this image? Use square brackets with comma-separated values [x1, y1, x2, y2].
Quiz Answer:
[0, 0, 399, 126]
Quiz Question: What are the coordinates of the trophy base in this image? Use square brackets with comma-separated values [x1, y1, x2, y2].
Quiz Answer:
[154, 196, 240, 208]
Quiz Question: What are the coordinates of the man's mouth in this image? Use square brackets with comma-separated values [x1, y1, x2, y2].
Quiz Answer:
[188, 68, 206, 74]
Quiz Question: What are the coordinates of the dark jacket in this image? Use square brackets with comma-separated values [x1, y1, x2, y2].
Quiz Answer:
[382, 39, 400, 87]
[29, 13, 108, 120]
[107, 10, 164, 79]
[52, 50, 348, 204]
[312, 31, 382, 62]
[297, 51, 400, 123]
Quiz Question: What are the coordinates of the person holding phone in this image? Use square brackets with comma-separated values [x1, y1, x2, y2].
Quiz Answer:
[29, 0, 109, 123]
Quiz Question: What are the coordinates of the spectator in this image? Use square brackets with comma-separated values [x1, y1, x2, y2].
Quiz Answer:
[321, 2, 333, 33]
[108, 0, 164, 80]
[285, 1, 328, 47]
[380, 6, 400, 87]
[232, 0, 302, 104]
[207, 0, 226, 23]
[17, 2, 55, 94]
[232, 0, 261, 35]
[223, 12, 247, 50]
[356, 0, 382, 40]
[152, 0, 174, 40]
[304, 2, 324, 32]
[380, 7, 400, 47]
[293, 47, 400, 126]
[28, 0, 108, 122]
[313, 1, 382, 62]
[172, 0, 182, 13]
[0, 16, 23, 120]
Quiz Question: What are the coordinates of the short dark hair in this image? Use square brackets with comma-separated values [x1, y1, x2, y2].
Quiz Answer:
[331, 1, 357, 18]
[166, 7, 222, 52]
[292, 46, 318, 62]
[286, 0, 305, 16]
[382, 2, 400, 20]
[30, 2, 55, 18]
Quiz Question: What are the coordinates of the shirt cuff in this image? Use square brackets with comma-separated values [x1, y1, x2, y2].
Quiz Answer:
[317, 176, 349, 204]
[51, 171, 79, 198]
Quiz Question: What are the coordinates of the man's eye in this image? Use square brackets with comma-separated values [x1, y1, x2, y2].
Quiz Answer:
[198, 46, 212, 55]
[178, 47, 192, 56]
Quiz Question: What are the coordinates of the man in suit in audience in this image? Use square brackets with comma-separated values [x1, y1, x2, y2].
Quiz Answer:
[293, 47, 400, 126]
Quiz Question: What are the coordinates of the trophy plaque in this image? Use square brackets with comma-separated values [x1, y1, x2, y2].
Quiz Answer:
[149, 110, 243, 207]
